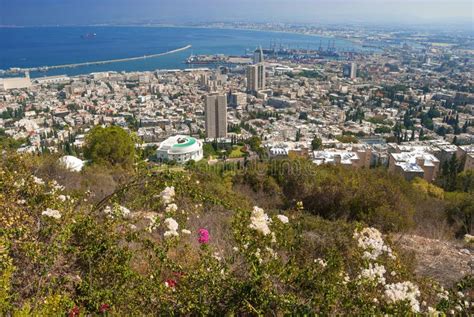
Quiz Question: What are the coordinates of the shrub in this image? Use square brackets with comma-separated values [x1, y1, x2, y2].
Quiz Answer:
[263, 158, 415, 231]
[0, 152, 471, 315]
[412, 177, 445, 199]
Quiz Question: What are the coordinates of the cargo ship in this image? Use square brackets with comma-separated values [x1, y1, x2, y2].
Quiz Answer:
[81, 33, 97, 39]
[186, 54, 252, 66]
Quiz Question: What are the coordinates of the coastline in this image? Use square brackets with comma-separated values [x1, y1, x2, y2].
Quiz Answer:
[1, 25, 360, 78]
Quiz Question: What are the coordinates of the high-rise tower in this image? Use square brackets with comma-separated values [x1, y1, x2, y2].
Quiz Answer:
[246, 64, 266, 94]
[205, 94, 227, 139]
[253, 46, 264, 64]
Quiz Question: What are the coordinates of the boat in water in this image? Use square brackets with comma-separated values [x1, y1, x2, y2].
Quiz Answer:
[81, 33, 97, 39]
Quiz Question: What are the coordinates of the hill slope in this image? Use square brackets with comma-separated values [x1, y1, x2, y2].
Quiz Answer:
[0, 153, 472, 315]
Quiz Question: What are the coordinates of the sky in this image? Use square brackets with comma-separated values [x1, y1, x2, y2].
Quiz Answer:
[0, 0, 473, 27]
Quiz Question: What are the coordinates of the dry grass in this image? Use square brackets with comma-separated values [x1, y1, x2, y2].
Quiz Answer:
[411, 197, 454, 240]
[393, 234, 472, 287]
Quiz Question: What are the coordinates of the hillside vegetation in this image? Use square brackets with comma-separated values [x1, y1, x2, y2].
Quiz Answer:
[0, 149, 473, 315]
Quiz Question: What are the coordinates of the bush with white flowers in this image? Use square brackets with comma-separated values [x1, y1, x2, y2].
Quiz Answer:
[1, 154, 472, 316]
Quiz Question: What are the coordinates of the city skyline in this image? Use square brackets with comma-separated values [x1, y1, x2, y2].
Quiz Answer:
[1, 0, 472, 28]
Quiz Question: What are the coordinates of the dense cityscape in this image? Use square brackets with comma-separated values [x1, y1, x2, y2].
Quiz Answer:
[1, 25, 473, 181]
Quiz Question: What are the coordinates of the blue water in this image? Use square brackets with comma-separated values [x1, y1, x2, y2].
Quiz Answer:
[0, 26, 361, 78]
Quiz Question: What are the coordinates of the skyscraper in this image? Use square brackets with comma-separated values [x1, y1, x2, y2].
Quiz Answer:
[350, 62, 357, 79]
[246, 64, 266, 94]
[253, 46, 264, 64]
[343, 62, 357, 79]
[205, 94, 227, 139]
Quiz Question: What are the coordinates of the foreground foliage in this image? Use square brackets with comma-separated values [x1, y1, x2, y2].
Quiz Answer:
[0, 153, 472, 315]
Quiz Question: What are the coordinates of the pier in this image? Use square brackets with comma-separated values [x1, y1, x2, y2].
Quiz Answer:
[8, 45, 192, 74]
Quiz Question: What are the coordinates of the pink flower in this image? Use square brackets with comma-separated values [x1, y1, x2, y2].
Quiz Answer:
[165, 279, 177, 288]
[69, 306, 80, 317]
[198, 228, 209, 244]
[99, 303, 110, 314]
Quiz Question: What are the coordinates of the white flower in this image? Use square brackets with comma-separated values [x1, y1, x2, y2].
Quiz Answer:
[213, 252, 222, 261]
[427, 307, 439, 316]
[17, 199, 26, 205]
[181, 229, 191, 235]
[342, 273, 350, 285]
[384, 281, 420, 313]
[164, 231, 179, 237]
[104, 206, 112, 214]
[233, 246, 239, 252]
[160, 186, 175, 205]
[144, 214, 158, 232]
[51, 181, 65, 192]
[271, 232, 277, 243]
[165, 203, 178, 213]
[58, 195, 67, 202]
[314, 258, 328, 268]
[249, 206, 272, 236]
[360, 263, 386, 285]
[464, 234, 474, 244]
[165, 217, 178, 231]
[437, 290, 449, 300]
[255, 248, 263, 263]
[266, 247, 278, 259]
[164, 217, 179, 237]
[118, 205, 131, 217]
[276, 214, 289, 224]
[32, 176, 45, 185]
[353, 227, 394, 260]
[14, 179, 25, 188]
[42, 208, 61, 219]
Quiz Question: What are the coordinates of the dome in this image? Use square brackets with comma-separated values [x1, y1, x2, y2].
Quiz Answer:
[156, 135, 203, 163]
[159, 135, 202, 155]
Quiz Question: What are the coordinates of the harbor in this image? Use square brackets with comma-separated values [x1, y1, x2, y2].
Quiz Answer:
[2, 45, 192, 76]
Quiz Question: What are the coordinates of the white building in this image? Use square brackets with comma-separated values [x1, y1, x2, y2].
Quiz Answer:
[0, 76, 31, 90]
[58, 156, 85, 172]
[312, 150, 361, 167]
[388, 151, 440, 182]
[35, 75, 70, 85]
[156, 135, 203, 164]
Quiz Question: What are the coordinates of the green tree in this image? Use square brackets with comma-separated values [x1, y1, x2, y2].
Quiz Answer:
[83, 126, 136, 168]
[247, 136, 262, 152]
[456, 170, 474, 193]
[311, 135, 323, 151]
[437, 155, 461, 191]
[374, 126, 392, 134]
[336, 135, 358, 144]
[445, 192, 474, 236]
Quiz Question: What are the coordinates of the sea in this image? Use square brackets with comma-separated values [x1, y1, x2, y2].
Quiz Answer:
[0, 26, 362, 78]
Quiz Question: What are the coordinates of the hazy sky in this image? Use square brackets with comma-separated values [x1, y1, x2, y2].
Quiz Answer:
[1, 0, 473, 26]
